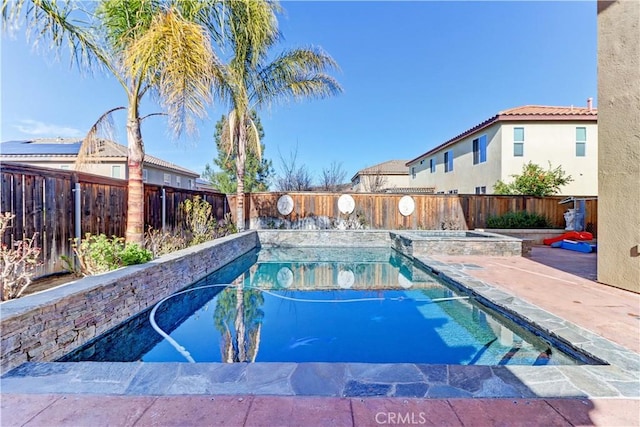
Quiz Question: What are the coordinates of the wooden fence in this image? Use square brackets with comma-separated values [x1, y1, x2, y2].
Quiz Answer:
[1, 163, 228, 277]
[228, 192, 598, 233]
[1, 162, 598, 278]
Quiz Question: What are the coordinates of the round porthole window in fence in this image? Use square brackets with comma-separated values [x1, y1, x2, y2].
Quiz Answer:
[277, 194, 294, 215]
[338, 194, 356, 214]
[398, 195, 415, 216]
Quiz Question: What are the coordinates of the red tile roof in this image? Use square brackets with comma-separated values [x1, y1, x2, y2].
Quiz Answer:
[499, 105, 596, 116]
[407, 105, 597, 166]
[498, 105, 598, 118]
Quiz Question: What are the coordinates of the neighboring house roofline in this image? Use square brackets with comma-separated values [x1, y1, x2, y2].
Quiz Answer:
[0, 139, 199, 177]
[383, 187, 435, 194]
[406, 104, 598, 166]
[350, 159, 409, 182]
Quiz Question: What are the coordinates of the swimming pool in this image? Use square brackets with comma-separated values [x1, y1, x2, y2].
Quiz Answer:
[63, 247, 584, 366]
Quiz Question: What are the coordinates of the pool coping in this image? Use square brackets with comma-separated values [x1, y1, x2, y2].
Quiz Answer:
[2, 233, 639, 399]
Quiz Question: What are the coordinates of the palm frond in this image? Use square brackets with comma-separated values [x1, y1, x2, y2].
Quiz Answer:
[96, 0, 158, 53]
[253, 47, 343, 107]
[172, 0, 225, 45]
[2, 0, 108, 72]
[124, 7, 217, 137]
[225, 0, 279, 70]
[219, 109, 235, 161]
[247, 117, 261, 159]
[75, 106, 126, 171]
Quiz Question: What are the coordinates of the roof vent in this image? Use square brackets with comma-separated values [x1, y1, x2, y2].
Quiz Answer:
[587, 97, 593, 112]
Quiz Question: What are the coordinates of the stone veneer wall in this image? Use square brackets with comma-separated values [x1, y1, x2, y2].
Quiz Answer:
[0, 231, 258, 374]
[390, 231, 527, 257]
[479, 229, 566, 246]
[256, 230, 393, 247]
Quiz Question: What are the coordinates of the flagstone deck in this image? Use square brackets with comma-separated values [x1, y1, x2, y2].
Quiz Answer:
[1, 245, 639, 426]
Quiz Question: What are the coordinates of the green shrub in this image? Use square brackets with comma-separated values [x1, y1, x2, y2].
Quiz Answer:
[68, 233, 152, 276]
[486, 211, 552, 229]
[73, 233, 123, 275]
[493, 161, 573, 196]
[120, 243, 153, 265]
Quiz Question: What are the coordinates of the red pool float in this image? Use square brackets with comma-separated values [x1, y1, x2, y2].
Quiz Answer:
[543, 231, 593, 246]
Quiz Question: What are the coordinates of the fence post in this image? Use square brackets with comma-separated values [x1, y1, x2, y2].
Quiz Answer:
[161, 187, 166, 231]
[72, 182, 81, 269]
[74, 183, 81, 242]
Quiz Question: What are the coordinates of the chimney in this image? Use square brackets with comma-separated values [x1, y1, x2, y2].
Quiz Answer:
[587, 97, 593, 112]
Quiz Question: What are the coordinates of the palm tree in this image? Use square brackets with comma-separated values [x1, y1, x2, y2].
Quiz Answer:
[214, 1, 342, 230]
[2, 0, 222, 243]
[213, 275, 264, 363]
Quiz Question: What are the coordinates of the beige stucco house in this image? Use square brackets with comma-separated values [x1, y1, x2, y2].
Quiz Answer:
[351, 160, 410, 192]
[0, 138, 199, 189]
[406, 104, 598, 196]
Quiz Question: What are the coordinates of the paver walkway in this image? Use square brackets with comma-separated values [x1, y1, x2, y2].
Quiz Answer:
[2, 394, 639, 426]
[433, 246, 640, 353]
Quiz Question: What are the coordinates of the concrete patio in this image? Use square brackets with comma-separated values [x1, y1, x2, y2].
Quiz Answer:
[1, 245, 639, 426]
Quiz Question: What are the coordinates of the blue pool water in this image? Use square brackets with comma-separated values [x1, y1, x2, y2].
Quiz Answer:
[63, 247, 580, 365]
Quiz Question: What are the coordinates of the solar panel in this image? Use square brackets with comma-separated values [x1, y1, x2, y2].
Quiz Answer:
[0, 141, 82, 155]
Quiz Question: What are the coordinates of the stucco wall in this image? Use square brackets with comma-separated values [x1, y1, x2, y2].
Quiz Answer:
[409, 123, 502, 194]
[0, 231, 258, 374]
[500, 122, 598, 196]
[597, 0, 640, 293]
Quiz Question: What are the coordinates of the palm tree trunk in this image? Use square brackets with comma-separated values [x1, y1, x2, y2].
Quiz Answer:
[235, 118, 247, 231]
[126, 105, 145, 244]
[234, 281, 246, 362]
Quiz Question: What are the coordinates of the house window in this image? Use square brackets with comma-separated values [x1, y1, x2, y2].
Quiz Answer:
[142, 169, 148, 183]
[111, 165, 121, 178]
[475, 186, 486, 194]
[188, 179, 194, 189]
[514, 127, 524, 157]
[163, 173, 171, 184]
[473, 135, 487, 164]
[444, 150, 453, 173]
[430, 158, 436, 173]
[576, 127, 586, 157]
[411, 167, 416, 179]
[176, 176, 181, 187]
[60, 165, 69, 170]
[448, 189, 458, 194]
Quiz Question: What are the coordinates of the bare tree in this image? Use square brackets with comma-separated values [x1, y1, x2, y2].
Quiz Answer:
[320, 161, 347, 191]
[363, 168, 388, 192]
[275, 147, 314, 191]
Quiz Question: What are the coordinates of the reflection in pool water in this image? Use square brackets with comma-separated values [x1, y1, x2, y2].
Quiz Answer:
[62, 247, 580, 366]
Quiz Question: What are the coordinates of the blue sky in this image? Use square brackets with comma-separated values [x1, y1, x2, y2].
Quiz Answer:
[1, 1, 597, 184]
